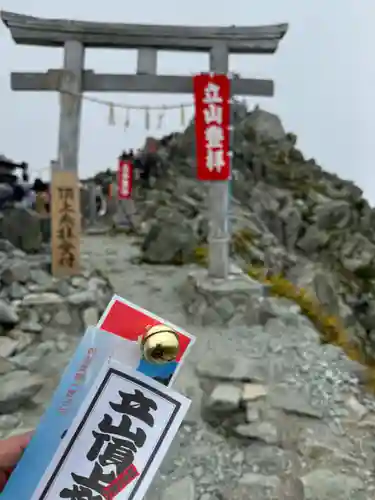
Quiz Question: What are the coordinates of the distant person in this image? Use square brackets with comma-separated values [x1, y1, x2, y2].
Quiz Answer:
[12, 184, 26, 204]
[94, 180, 106, 216]
[33, 179, 50, 214]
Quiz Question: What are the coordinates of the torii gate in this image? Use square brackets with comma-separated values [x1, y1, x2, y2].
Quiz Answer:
[1, 11, 287, 279]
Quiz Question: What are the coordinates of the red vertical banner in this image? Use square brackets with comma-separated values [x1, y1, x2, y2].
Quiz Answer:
[193, 73, 230, 181]
[117, 160, 133, 199]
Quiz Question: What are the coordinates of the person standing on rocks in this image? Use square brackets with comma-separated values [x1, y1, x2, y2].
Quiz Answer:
[33, 179, 50, 214]
[140, 138, 160, 189]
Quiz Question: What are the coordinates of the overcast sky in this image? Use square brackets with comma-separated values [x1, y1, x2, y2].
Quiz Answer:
[1, 1, 374, 201]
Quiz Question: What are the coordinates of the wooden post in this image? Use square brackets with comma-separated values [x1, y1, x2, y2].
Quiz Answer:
[53, 41, 84, 275]
[208, 43, 230, 279]
[57, 40, 85, 172]
[50, 162, 81, 277]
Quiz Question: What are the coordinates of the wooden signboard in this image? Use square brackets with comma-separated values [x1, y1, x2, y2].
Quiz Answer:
[51, 169, 81, 277]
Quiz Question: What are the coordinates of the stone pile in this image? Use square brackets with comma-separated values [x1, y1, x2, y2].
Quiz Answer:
[0, 238, 113, 427]
[102, 102, 375, 360]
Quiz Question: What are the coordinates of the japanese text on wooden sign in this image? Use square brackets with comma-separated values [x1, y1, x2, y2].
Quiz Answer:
[51, 169, 80, 277]
[193, 73, 230, 181]
[118, 160, 133, 199]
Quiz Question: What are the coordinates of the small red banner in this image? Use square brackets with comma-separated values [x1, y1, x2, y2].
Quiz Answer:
[117, 160, 133, 198]
[193, 73, 230, 181]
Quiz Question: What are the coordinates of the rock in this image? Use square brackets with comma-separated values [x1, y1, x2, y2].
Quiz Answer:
[0, 337, 19, 357]
[0, 300, 19, 325]
[0, 207, 43, 252]
[344, 395, 368, 420]
[244, 445, 287, 475]
[240, 108, 286, 142]
[302, 469, 365, 500]
[258, 297, 300, 324]
[11, 341, 54, 371]
[196, 355, 266, 383]
[1, 261, 31, 284]
[0, 357, 15, 375]
[19, 320, 42, 333]
[280, 205, 303, 249]
[54, 309, 72, 326]
[0, 239, 15, 253]
[30, 268, 53, 288]
[0, 370, 44, 413]
[287, 263, 340, 316]
[83, 307, 98, 327]
[141, 216, 199, 264]
[180, 268, 264, 326]
[235, 421, 279, 444]
[340, 233, 375, 273]
[315, 200, 352, 230]
[268, 387, 324, 419]
[8, 329, 36, 352]
[206, 384, 242, 412]
[276, 473, 305, 500]
[246, 405, 261, 422]
[242, 383, 268, 401]
[160, 476, 195, 500]
[67, 291, 96, 306]
[230, 473, 280, 499]
[22, 293, 63, 306]
[0, 413, 22, 433]
[8, 282, 27, 299]
[297, 225, 329, 253]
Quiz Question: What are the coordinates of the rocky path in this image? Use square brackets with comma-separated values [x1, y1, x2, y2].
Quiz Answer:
[79, 234, 375, 500]
[1, 233, 373, 499]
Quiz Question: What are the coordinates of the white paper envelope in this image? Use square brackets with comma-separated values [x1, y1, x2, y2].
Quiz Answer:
[30, 360, 191, 500]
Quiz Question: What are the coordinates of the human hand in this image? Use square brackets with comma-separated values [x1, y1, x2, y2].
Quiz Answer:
[0, 431, 33, 492]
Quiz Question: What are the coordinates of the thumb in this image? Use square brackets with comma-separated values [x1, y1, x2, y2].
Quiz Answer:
[0, 431, 33, 470]
[0, 469, 7, 492]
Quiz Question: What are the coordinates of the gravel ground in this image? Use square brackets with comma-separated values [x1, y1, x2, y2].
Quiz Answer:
[80, 234, 375, 500]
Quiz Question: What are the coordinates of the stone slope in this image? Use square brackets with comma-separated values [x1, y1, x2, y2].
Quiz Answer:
[0, 238, 113, 418]
[81, 235, 375, 500]
[125, 103, 375, 371]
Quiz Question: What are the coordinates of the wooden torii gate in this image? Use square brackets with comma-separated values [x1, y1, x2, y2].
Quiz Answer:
[1, 11, 287, 279]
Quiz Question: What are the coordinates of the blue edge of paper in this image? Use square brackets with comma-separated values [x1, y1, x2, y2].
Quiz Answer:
[0, 326, 178, 499]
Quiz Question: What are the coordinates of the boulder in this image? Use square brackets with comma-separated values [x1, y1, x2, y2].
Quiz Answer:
[0, 207, 42, 253]
[239, 107, 286, 143]
[141, 215, 199, 264]
[315, 200, 352, 230]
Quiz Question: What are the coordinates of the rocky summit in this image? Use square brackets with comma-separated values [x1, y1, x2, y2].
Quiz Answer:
[1, 104, 375, 499]
[135, 103, 375, 366]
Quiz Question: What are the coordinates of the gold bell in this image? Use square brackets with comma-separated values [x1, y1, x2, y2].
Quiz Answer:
[141, 325, 180, 364]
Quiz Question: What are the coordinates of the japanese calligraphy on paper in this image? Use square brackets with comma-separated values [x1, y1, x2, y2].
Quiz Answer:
[51, 170, 80, 277]
[193, 73, 230, 180]
[31, 364, 190, 500]
[118, 160, 133, 199]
